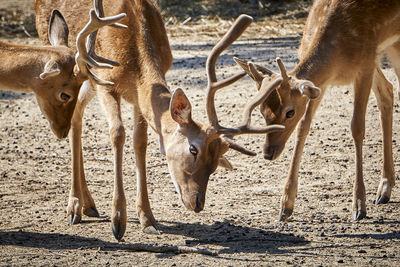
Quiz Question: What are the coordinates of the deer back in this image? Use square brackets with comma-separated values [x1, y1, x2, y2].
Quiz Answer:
[296, 0, 400, 85]
[35, 0, 172, 78]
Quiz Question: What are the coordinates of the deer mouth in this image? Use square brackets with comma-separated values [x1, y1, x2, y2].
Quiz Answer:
[181, 191, 205, 213]
[62, 127, 70, 138]
[50, 123, 70, 139]
[263, 145, 283, 161]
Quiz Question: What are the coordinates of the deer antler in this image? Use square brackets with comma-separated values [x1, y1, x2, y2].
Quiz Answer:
[206, 14, 284, 137]
[85, 0, 128, 71]
[75, 0, 126, 85]
[276, 57, 290, 82]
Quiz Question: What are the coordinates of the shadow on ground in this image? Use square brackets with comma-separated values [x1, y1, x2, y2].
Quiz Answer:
[0, 219, 308, 257]
[2, 218, 399, 259]
[171, 36, 300, 69]
[0, 91, 30, 100]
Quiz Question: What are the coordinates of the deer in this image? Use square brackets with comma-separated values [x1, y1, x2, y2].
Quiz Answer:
[0, 2, 126, 139]
[35, 0, 284, 241]
[235, 0, 400, 221]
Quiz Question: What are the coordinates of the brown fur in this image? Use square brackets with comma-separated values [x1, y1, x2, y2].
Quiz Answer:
[35, 0, 265, 240]
[237, 0, 400, 221]
[0, 26, 81, 139]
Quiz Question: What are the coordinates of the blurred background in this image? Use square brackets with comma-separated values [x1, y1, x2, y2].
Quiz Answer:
[0, 0, 312, 38]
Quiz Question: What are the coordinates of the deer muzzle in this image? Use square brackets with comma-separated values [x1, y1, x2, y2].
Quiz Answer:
[50, 123, 71, 139]
[182, 191, 205, 213]
[263, 144, 284, 161]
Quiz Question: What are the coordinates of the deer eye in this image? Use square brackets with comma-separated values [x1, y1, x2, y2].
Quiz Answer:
[189, 144, 198, 157]
[60, 92, 71, 102]
[286, 109, 295, 119]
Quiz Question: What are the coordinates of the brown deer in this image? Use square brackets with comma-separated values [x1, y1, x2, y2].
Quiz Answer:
[0, 3, 125, 139]
[235, 0, 399, 221]
[35, 0, 284, 240]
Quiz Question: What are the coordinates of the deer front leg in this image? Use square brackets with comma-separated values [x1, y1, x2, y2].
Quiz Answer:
[79, 145, 100, 218]
[98, 89, 126, 240]
[133, 105, 158, 234]
[280, 98, 322, 221]
[68, 81, 98, 224]
[68, 117, 83, 224]
[372, 68, 395, 204]
[351, 70, 373, 220]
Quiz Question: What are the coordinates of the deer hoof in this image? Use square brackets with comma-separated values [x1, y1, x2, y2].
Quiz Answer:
[68, 214, 81, 225]
[112, 223, 126, 241]
[279, 208, 293, 221]
[143, 225, 160, 235]
[83, 207, 100, 217]
[353, 210, 366, 221]
[375, 195, 390, 204]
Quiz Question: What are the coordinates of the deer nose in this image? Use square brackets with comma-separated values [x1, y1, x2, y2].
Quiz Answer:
[194, 194, 204, 213]
[264, 153, 274, 160]
[264, 150, 275, 160]
[263, 145, 277, 161]
[62, 128, 70, 138]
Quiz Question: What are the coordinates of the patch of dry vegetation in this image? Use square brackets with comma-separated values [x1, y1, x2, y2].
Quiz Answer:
[0, 0, 311, 37]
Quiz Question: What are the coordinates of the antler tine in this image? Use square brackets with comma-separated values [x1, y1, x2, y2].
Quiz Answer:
[216, 77, 285, 136]
[75, 3, 126, 85]
[93, 0, 127, 29]
[206, 14, 253, 128]
[223, 138, 256, 156]
[85, 0, 127, 68]
[276, 57, 290, 81]
[237, 76, 284, 132]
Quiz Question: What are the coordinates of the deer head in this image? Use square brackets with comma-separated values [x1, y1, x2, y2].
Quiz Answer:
[164, 15, 285, 212]
[234, 57, 321, 160]
[34, 0, 126, 139]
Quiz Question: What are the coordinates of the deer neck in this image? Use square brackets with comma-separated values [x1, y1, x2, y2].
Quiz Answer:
[133, 19, 176, 144]
[136, 76, 177, 141]
[291, 35, 339, 88]
[0, 42, 61, 93]
[292, 1, 400, 88]
[0, 42, 36, 92]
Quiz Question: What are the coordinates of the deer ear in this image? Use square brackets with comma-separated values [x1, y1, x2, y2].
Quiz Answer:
[234, 57, 275, 89]
[40, 59, 61, 80]
[170, 88, 193, 126]
[48, 9, 69, 47]
[300, 83, 321, 99]
[218, 155, 233, 170]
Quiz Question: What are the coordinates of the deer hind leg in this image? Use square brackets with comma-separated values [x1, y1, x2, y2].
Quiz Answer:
[68, 81, 98, 224]
[98, 89, 126, 241]
[280, 96, 323, 221]
[351, 69, 374, 220]
[372, 68, 395, 205]
[133, 105, 158, 234]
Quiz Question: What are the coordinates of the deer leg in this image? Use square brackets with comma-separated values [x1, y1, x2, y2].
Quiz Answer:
[79, 143, 100, 218]
[280, 96, 323, 221]
[372, 68, 395, 204]
[351, 70, 373, 220]
[133, 105, 158, 234]
[385, 41, 400, 100]
[68, 109, 84, 225]
[98, 89, 126, 241]
[68, 81, 97, 224]
[78, 84, 99, 218]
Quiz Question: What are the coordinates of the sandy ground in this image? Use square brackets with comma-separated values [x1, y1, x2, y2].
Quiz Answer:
[1, 1, 400, 266]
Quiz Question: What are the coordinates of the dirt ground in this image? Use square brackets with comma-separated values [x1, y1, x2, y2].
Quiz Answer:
[1, 1, 400, 266]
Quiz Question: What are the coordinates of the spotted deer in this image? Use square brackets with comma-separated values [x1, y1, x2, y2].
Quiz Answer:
[35, 0, 284, 240]
[235, 0, 400, 221]
[0, 2, 125, 139]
